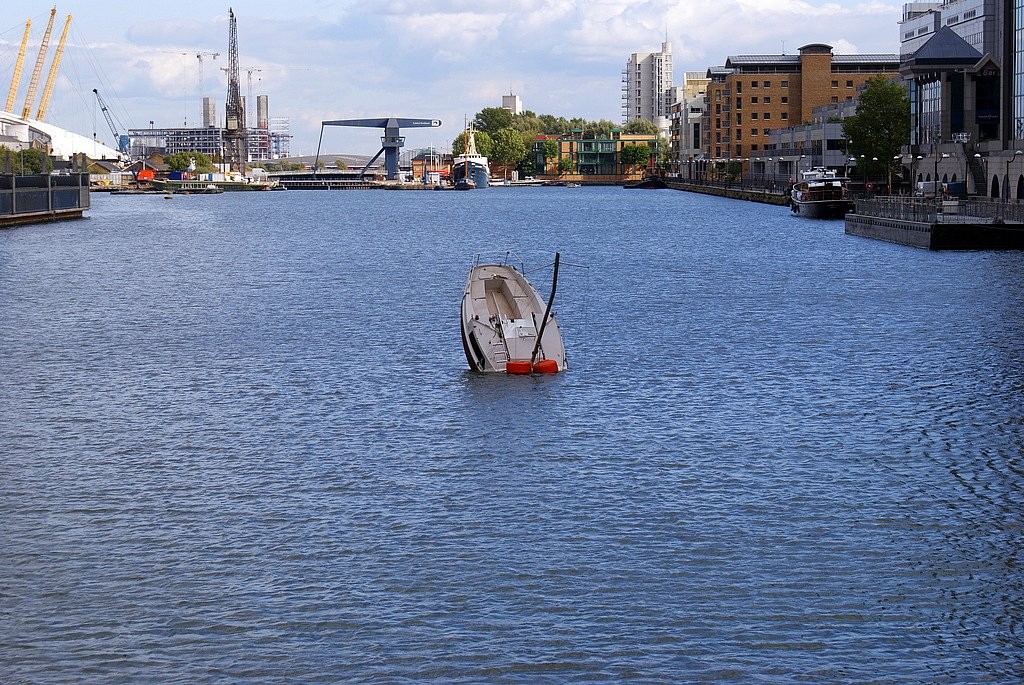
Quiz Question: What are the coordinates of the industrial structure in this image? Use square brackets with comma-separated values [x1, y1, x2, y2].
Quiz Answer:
[0, 7, 120, 160]
[315, 117, 441, 180]
[222, 8, 247, 170]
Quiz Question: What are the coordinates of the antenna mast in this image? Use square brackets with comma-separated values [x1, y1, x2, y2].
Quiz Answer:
[223, 8, 247, 171]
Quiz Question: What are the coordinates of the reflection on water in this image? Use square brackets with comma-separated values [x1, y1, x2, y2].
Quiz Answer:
[1, 188, 1022, 682]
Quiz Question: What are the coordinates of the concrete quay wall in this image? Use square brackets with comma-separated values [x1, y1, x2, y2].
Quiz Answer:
[664, 181, 790, 206]
[845, 213, 1024, 250]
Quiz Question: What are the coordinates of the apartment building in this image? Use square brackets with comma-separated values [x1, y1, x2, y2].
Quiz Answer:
[669, 73, 709, 176]
[622, 42, 674, 137]
[701, 44, 899, 168]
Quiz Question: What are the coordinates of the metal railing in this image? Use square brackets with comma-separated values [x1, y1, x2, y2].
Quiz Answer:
[853, 197, 1024, 224]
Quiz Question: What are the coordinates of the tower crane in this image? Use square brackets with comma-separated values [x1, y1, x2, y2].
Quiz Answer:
[196, 51, 220, 98]
[4, 19, 31, 114]
[221, 66, 262, 127]
[93, 89, 128, 154]
[21, 7, 57, 120]
[36, 12, 72, 121]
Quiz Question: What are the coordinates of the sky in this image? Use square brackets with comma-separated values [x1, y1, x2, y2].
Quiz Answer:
[1, 0, 905, 157]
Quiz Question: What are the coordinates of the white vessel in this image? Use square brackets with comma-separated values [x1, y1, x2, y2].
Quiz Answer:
[460, 254, 566, 374]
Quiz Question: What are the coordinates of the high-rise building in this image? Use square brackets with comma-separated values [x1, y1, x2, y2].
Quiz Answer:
[501, 93, 522, 115]
[622, 42, 673, 136]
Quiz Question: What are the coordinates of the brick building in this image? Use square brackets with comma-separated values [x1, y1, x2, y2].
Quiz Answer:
[700, 44, 898, 176]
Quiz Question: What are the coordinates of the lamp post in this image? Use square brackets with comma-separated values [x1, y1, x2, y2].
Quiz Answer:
[934, 152, 949, 196]
[975, 153, 989, 197]
[893, 154, 902, 194]
[1005, 150, 1023, 201]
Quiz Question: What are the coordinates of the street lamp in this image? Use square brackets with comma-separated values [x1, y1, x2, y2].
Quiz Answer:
[974, 153, 988, 197]
[934, 152, 949, 196]
[1005, 150, 1023, 201]
[892, 154, 901, 194]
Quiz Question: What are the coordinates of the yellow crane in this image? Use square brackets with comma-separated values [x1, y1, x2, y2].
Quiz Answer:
[4, 19, 32, 114]
[36, 13, 72, 121]
[21, 6, 57, 121]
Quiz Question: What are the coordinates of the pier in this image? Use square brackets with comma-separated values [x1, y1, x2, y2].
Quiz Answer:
[0, 173, 90, 227]
[845, 197, 1024, 250]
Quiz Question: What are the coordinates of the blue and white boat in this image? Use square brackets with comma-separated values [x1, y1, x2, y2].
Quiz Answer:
[451, 123, 490, 188]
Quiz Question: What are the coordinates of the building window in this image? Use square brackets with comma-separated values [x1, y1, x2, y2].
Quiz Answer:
[751, 112, 758, 120]
[751, 97, 758, 104]
[737, 113, 742, 124]
[781, 80, 789, 88]
[751, 128, 758, 136]
[736, 98, 742, 109]
[831, 80, 839, 88]
[846, 80, 853, 88]
[763, 96, 771, 104]
[781, 112, 788, 120]
[736, 130, 741, 140]
[830, 96, 839, 103]
[735, 145, 742, 155]
[736, 82, 742, 93]
[763, 112, 770, 120]
[763, 128, 771, 136]
[781, 96, 788, 104]
[751, 81, 758, 88]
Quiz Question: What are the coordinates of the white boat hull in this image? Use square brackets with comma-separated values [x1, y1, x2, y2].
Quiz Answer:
[460, 262, 566, 374]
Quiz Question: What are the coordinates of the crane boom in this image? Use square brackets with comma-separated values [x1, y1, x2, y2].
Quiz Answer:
[21, 7, 56, 121]
[92, 88, 121, 145]
[36, 13, 72, 121]
[4, 19, 32, 114]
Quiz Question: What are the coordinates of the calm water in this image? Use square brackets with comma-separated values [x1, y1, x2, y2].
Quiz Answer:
[1, 187, 1022, 683]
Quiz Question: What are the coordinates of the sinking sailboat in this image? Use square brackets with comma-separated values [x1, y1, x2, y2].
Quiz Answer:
[460, 254, 566, 374]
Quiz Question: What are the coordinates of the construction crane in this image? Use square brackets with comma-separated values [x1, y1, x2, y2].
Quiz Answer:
[21, 7, 56, 121]
[93, 88, 128, 154]
[222, 8, 247, 170]
[195, 51, 220, 97]
[221, 66, 262, 127]
[36, 12, 71, 121]
[4, 19, 31, 114]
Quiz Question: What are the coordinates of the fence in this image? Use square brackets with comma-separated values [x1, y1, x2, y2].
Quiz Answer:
[853, 196, 1024, 224]
[0, 173, 90, 217]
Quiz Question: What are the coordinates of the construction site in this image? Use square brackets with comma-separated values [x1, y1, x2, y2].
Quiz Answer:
[0, 6, 292, 168]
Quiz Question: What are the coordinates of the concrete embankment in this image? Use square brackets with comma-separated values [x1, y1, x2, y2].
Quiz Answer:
[664, 181, 790, 206]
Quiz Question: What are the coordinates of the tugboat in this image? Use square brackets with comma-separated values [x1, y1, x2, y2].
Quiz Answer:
[790, 167, 854, 219]
[451, 120, 490, 189]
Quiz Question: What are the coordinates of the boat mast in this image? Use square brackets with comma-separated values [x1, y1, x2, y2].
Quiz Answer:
[530, 252, 560, 366]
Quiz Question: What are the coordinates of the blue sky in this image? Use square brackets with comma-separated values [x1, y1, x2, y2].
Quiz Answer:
[1, 1, 904, 156]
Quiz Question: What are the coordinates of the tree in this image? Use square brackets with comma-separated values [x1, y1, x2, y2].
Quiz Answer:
[491, 127, 527, 166]
[335, 158, 348, 170]
[473, 107, 514, 136]
[0, 147, 49, 174]
[842, 76, 911, 183]
[452, 130, 493, 158]
[620, 143, 651, 172]
[165, 151, 214, 172]
[558, 156, 575, 174]
[543, 140, 559, 164]
[623, 119, 659, 136]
